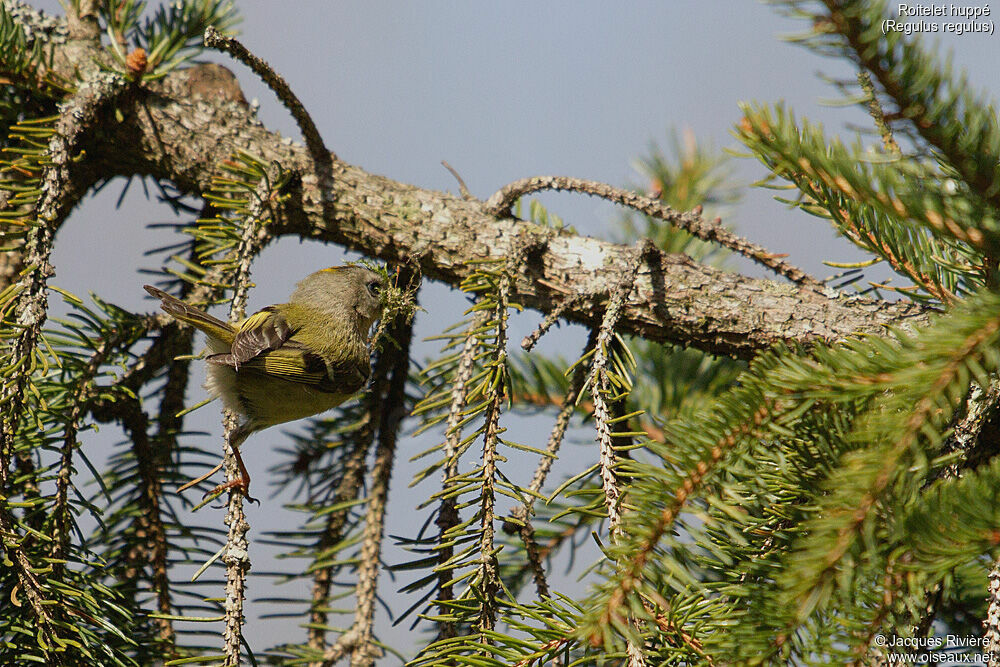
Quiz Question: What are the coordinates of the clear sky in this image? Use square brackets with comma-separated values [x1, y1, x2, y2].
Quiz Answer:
[22, 0, 1000, 659]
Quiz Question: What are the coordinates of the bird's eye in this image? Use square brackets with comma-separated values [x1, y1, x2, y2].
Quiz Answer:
[367, 279, 381, 297]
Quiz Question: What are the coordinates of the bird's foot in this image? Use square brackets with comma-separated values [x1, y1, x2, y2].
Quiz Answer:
[205, 477, 259, 505]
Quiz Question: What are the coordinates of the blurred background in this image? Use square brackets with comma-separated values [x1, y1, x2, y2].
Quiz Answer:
[22, 0, 1000, 659]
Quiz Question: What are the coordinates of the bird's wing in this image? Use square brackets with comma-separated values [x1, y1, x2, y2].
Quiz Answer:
[207, 306, 371, 393]
[207, 306, 293, 368]
[237, 346, 371, 394]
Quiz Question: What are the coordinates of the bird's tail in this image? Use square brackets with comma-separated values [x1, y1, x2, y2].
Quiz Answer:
[144, 285, 236, 345]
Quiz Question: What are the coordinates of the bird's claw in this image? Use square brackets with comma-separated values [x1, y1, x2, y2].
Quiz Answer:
[203, 477, 259, 505]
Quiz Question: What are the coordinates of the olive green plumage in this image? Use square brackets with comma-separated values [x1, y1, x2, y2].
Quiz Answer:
[144, 265, 384, 444]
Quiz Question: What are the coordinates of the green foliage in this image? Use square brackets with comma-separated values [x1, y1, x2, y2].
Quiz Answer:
[0, 290, 149, 666]
[7, 0, 1000, 665]
[568, 1, 1000, 662]
[771, 0, 1000, 206]
[102, 0, 240, 78]
[738, 103, 988, 302]
[0, 3, 64, 140]
[403, 262, 523, 646]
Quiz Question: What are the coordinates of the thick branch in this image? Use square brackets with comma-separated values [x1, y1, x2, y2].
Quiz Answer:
[31, 24, 931, 360]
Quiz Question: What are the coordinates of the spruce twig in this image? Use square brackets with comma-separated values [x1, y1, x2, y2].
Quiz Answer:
[219, 164, 281, 667]
[204, 26, 333, 164]
[434, 309, 489, 639]
[346, 306, 414, 667]
[485, 175, 824, 289]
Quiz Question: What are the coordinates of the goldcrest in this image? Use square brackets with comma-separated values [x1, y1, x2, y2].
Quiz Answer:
[144, 264, 384, 497]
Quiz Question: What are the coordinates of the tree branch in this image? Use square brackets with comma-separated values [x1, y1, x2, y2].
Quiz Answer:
[345, 307, 413, 667]
[486, 176, 824, 289]
[10, 26, 930, 361]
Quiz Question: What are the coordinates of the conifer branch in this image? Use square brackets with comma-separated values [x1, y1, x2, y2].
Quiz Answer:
[589, 246, 652, 666]
[108, 392, 178, 648]
[138, 249, 203, 649]
[824, 314, 1000, 585]
[505, 328, 597, 526]
[221, 425, 250, 665]
[485, 176, 824, 289]
[203, 26, 333, 164]
[218, 165, 279, 667]
[590, 245, 647, 535]
[505, 330, 597, 602]
[850, 561, 903, 665]
[986, 558, 1000, 657]
[7, 3, 999, 662]
[520, 294, 583, 352]
[306, 432, 373, 659]
[1, 70, 127, 482]
[435, 309, 488, 639]
[4, 11, 935, 361]
[346, 309, 413, 667]
[592, 401, 772, 644]
[127, 390, 177, 648]
[830, 199, 958, 304]
[857, 71, 900, 156]
[475, 259, 514, 645]
[0, 69, 127, 660]
[518, 521, 551, 601]
[53, 333, 114, 564]
[0, 504, 58, 653]
[821, 0, 1000, 207]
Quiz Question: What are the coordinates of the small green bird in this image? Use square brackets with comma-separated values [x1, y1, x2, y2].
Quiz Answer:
[145, 265, 385, 499]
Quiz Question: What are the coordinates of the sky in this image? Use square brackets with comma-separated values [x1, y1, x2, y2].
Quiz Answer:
[20, 0, 1000, 660]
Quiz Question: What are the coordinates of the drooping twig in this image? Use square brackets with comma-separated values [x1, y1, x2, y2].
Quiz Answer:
[435, 309, 489, 640]
[515, 328, 597, 516]
[475, 261, 513, 644]
[53, 334, 117, 564]
[589, 242, 649, 534]
[308, 268, 419, 664]
[347, 304, 414, 667]
[517, 521, 551, 601]
[52, 324, 171, 653]
[1, 70, 128, 485]
[219, 166, 280, 667]
[505, 329, 598, 601]
[137, 230, 211, 650]
[221, 409, 250, 667]
[589, 248, 648, 665]
[0, 69, 128, 660]
[585, 242, 685, 664]
[204, 27, 333, 164]
[485, 175, 824, 289]
[315, 336, 407, 667]
[305, 434, 374, 660]
[110, 393, 176, 649]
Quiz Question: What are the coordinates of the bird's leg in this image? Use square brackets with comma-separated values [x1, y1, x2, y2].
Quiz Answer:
[206, 425, 258, 504]
[207, 445, 258, 504]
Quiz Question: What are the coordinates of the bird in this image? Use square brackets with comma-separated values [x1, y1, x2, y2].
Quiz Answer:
[144, 265, 385, 500]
